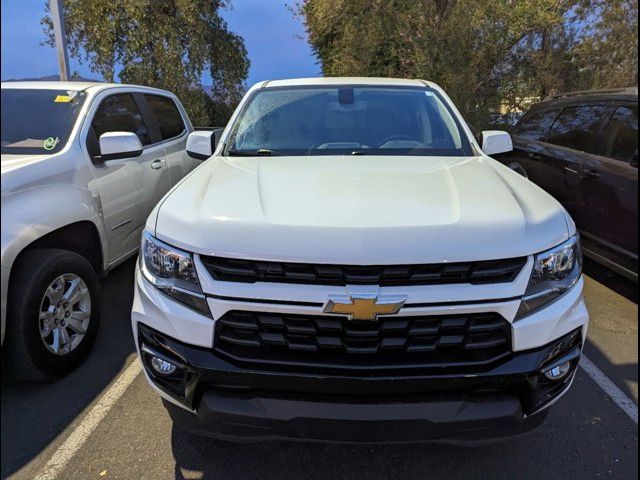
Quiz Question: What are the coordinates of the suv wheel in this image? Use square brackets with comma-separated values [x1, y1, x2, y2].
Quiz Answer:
[5, 249, 101, 381]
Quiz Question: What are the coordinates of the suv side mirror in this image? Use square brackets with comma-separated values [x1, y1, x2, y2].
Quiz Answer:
[481, 130, 513, 156]
[187, 130, 218, 160]
[99, 132, 143, 161]
[631, 150, 638, 168]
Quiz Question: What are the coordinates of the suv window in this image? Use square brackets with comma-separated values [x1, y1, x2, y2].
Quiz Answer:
[144, 94, 185, 140]
[602, 106, 638, 162]
[512, 109, 559, 140]
[546, 105, 608, 154]
[92, 94, 151, 146]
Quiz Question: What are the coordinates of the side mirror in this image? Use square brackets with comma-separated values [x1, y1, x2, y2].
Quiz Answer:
[187, 130, 218, 160]
[631, 150, 638, 168]
[99, 132, 143, 161]
[481, 130, 513, 156]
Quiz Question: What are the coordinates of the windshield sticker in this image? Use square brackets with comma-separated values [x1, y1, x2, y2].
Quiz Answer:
[54, 95, 72, 103]
[43, 137, 60, 150]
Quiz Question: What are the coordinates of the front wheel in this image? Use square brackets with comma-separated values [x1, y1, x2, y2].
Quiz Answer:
[4, 249, 101, 381]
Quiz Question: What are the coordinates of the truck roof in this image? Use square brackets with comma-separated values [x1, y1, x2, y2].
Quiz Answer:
[0, 80, 174, 95]
[261, 77, 432, 88]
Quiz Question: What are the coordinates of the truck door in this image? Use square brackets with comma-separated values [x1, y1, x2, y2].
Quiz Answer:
[141, 93, 196, 186]
[86, 92, 171, 263]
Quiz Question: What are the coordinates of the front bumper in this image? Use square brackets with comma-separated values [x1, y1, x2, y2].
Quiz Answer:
[163, 390, 548, 444]
[137, 322, 581, 443]
[132, 262, 589, 443]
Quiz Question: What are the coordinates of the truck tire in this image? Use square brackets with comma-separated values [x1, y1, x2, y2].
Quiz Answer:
[5, 249, 101, 381]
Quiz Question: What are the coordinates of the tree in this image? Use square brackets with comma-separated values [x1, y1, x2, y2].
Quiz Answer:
[42, 0, 249, 125]
[298, 0, 638, 127]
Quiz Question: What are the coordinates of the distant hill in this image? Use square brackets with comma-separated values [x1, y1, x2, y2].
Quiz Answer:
[1, 74, 103, 82]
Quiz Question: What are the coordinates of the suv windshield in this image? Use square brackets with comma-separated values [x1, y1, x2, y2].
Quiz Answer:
[1, 88, 87, 156]
[225, 86, 472, 156]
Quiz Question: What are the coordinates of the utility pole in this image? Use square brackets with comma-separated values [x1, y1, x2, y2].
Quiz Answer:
[50, 0, 70, 81]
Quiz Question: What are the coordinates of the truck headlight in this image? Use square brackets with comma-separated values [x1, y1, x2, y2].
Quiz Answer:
[140, 231, 211, 317]
[516, 235, 582, 319]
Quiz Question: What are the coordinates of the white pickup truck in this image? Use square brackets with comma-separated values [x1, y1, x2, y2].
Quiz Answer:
[1, 81, 208, 380]
[133, 77, 589, 444]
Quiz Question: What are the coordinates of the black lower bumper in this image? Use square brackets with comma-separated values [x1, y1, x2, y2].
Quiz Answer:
[165, 393, 548, 444]
[138, 324, 581, 444]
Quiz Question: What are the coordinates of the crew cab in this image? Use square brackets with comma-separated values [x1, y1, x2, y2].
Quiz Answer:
[1, 81, 200, 379]
[133, 78, 589, 443]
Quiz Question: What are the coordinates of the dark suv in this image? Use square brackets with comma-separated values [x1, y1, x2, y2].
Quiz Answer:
[493, 88, 638, 281]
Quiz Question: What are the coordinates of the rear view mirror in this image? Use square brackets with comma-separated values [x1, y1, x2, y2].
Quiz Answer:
[99, 132, 143, 161]
[481, 130, 513, 156]
[187, 131, 218, 160]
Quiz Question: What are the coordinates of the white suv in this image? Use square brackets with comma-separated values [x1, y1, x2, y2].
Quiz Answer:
[133, 78, 589, 443]
[1, 81, 203, 379]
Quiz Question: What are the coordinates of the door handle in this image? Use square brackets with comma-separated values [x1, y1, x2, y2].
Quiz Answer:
[150, 159, 165, 170]
[528, 153, 542, 161]
[583, 168, 601, 179]
[564, 166, 579, 174]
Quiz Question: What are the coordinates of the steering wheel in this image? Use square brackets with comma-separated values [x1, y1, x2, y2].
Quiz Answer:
[377, 135, 419, 147]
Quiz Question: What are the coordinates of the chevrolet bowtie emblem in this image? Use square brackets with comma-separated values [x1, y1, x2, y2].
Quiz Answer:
[323, 294, 406, 321]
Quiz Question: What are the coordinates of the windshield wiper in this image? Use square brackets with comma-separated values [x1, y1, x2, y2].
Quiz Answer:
[227, 148, 284, 156]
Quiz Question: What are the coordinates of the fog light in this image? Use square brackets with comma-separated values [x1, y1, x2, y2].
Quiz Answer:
[150, 356, 177, 375]
[543, 361, 571, 381]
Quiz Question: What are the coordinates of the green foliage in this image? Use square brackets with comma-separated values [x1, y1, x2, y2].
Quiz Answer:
[42, 0, 249, 126]
[299, 0, 638, 127]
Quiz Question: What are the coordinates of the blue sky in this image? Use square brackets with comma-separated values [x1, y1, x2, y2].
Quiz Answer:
[0, 0, 320, 87]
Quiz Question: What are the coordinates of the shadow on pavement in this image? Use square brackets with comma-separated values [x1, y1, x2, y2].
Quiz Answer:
[583, 258, 638, 303]
[0, 257, 138, 479]
[583, 339, 638, 402]
[169, 376, 638, 480]
[169, 344, 638, 480]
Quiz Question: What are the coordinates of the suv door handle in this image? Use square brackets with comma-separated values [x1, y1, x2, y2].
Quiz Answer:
[583, 168, 601, 179]
[528, 153, 542, 161]
[150, 159, 166, 170]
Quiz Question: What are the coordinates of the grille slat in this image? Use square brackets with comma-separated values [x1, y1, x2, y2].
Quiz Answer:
[214, 311, 512, 371]
[201, 256, 527, 286]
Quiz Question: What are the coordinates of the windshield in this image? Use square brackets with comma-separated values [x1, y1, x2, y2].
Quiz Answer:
[1, 88, 87, 155]
[225, 85, 472, 156]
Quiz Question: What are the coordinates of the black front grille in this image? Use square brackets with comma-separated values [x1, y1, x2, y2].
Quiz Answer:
[214, 311, 512, 373]
[200, 256, 527, 286]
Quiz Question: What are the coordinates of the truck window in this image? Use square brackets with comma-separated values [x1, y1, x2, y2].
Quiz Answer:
[602, 106, 638, 163]
[92, 94, 151, 146]
[144, 94, 186, 140]
[225, 86, 472, 157]
[1, 88, 87, 155]
[512, 109, 559, 141]
[546, 105, 608, 154]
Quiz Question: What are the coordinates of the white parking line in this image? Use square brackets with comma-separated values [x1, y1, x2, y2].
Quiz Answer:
[580, 354, 638, 424]
[33, 359, 142, 480]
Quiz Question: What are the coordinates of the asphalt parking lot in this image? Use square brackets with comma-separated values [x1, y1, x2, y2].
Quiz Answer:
[1, 258, 637, 480]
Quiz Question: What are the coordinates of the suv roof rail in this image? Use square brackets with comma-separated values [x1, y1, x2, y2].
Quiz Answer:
[542, 87, 638, 101]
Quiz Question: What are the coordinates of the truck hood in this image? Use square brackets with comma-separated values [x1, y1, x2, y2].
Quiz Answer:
[154, 155, 572, 264]
[1, 153, 52, 174]
[1, 152, 71, 193]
